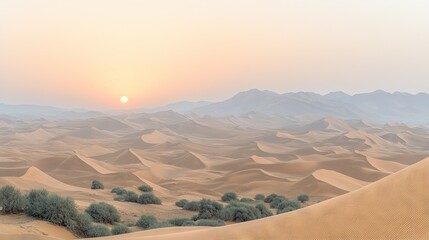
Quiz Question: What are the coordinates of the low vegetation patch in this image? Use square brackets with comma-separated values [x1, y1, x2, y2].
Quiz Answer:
[255, 203, 273, 218]
[136, 215, 158, 229]
[114, 190, 138, 202]
[91, 180, 104, 190]
[0, 185, 26, 214]
[219, 201, 261, 222]
[168, 217, 190, 226]
[85, 223, 112, 237]
[196, 219, 225, 227]
[221, 192, 238, 202]
[111, 224, 131, 235]
[196, 199, 223, 220]
[183, 200, 200, 211]
[297, 194, 310, 203]
[276, 199, 301, 214]
[111, 187, 127, 195]
[138, 185, 153, 192]
[239, 198, 253, 203]
[175, 199, 189, 208]
[137, 193, 162, 205]
[85, 202, 120, 224]
[254, 194, 265, 201]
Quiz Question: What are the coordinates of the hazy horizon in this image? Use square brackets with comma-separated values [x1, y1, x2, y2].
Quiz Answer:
[2, 0, 429, 109]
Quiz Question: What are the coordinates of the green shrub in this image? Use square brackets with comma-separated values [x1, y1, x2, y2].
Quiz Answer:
[136, 215, 157, 229]
[255, 203, 273, 218]
[221, 192, 237, 202]
[85, 202, 120, 224]
[196, 219, 225, 227]
[264, 193, 283, 203]
[175, 199, 189, 208]
[150, 221, 174, 229]
[26, 191, 78, 226]
[219, 201, 261, 222]
[197, 199, 223, 219]
[114, 190, 138, 203]
[25, 189, 49, 218]
[137, 193, 161, 205]
[297, 194, 310, 203]
[168, 218, 190, 226]
[111, 187, 127, 195]
[277, 199, 301, 214]
[0, 185, 26, 214]
[269, 196, 287, 209]
[65, 212, 93, 238]
[239, 198, 253, 203]
[91, 180, 104, 190]
[84, 223, 111, 237]
[138, 185, 153, 192]
[182, 220, 196, 226]
[111, 224, 131, 235]
[254, 194, 265, 201]
[183, 201, 200, 211]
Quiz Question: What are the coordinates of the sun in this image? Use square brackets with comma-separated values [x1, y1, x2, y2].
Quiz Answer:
[120, 96, 128, 104]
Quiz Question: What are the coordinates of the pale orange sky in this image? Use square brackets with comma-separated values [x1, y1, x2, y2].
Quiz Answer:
[1, 0, 429, 109]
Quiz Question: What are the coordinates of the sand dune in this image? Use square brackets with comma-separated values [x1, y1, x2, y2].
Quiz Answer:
[96, 157, 429, 240]
[141, 130, 177, 144]
[0, 167, 84, 191]
[1, 113, 429, 239]
[250, 155, 279, 164]
[312, 169, 369, 192]
[366, 156, 407, 174]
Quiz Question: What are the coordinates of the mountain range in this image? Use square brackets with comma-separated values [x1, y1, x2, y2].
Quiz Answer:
[2, 89, 429, 125]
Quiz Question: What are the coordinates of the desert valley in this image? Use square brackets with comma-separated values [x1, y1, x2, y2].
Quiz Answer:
[1, 90, 429, 239]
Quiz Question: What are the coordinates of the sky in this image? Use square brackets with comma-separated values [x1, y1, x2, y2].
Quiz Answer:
[1, 0, 429, 109]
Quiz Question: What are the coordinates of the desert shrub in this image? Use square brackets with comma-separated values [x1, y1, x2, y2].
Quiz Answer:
[111, 224, 131, 235]
[183, 201, 200, 211]
[138, 185, 153, 192]
[175, 199, 189, 208]
[137, 193, 161, 205]
[84, 223, 111, 237]
[196, 219, 225, 227]
[297, 194, 310, 203]
[254, 194, 265, 201]
[277, 199, 301, 214]
[136, 215, 157, 229]
[0, 185, 27, 214]
[182, 220, 196, 226]
[25, 189, 49, 217]
[26, 190, 78, 226]
[255, 203, 273, 218]
[114, 190, 138, 203]
[111, 187, 127, 195]
[269, 196, 287, 209]
[85, 202, 120, 224]
[91, 180, 104, 190]
[197, 199, 223, 219]
[264, 193, 283, 203]
[219, 201, 261, 222]
[168, 218, 190, 226]
[240, 198, 253, 203]
[65, 212, 93, 238]
[150, 221, 174, 229]
[221, 192, 237, 202]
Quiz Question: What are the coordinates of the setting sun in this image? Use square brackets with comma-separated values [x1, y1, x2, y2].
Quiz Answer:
[120, 96, 128, 104]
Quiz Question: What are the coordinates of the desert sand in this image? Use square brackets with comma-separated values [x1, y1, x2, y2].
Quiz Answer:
[1, 113, 429, 239]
